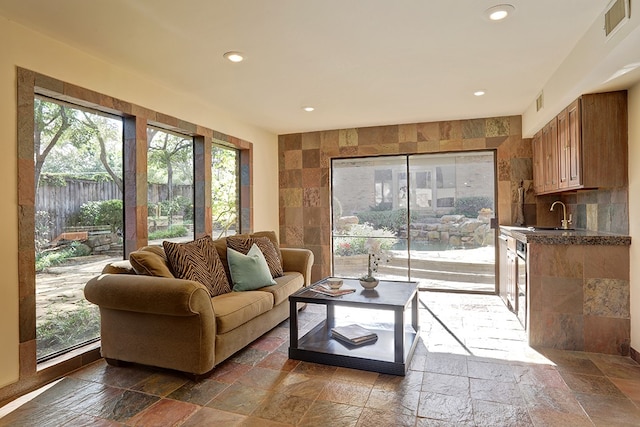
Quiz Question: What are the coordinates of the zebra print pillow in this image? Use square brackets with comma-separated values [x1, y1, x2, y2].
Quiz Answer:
[163, 235, 231, 297]
[226, 236, 284, 278]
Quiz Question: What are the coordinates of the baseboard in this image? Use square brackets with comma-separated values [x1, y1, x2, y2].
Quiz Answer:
[631, 346, 640, 364]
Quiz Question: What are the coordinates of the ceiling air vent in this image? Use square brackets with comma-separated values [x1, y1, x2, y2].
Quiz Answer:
[604, 0, 630, 39]
[536, 92, 544, 112]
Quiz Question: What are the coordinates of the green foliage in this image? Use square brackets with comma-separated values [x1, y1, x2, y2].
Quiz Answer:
[453, 196, 494, 218]
[36, 302, 100, 360]
[35, 242, 91, 272]
[333, 223, 397, 256]
[356, 209, 417, 231]
[148, 225, 189, 240]
[76, 199, 123, 232]
[211, 146, 238, 237]
[38, 174, 67, 187]
[35, 211, 52, 254]
[36, 98, 123, 183]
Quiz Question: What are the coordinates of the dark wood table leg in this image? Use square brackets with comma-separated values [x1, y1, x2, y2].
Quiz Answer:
[412, 292, 419, 331]
[394, 308, 404, 363]
[289, 299, 298, 349]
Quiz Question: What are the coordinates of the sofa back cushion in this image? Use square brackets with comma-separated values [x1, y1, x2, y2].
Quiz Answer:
[227, 235, 284, 278]
[102, 260, 137, 275]
[163, 235, 231, 297]
[129, 246, 174, 278]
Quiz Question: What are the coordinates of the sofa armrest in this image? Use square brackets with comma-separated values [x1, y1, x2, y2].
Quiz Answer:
[84, 274, 214, 317]
[281, 247, 314, 286]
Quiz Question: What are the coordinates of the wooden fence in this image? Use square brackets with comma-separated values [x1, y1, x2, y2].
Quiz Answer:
[36, 178, 192, 241]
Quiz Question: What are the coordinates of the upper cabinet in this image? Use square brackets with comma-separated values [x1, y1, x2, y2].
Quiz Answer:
[532, 91, 627, 195]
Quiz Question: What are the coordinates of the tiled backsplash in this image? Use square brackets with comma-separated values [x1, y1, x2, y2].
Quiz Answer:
[536, 188, 628, 234]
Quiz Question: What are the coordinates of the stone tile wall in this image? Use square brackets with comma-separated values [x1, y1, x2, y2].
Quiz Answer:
[528, 243, 630, 355]
[279, 116, 535, 282]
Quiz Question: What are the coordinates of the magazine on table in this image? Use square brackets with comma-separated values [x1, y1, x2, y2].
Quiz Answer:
[331, 324, 378, 345]
[308, 282, 355, 297]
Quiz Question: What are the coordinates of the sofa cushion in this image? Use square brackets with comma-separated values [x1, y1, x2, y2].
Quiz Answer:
[257, 271, 304, 305]
[228, 244, 277, 291]
[163, 236, 231, 297]
[129, 246, 174, 278]
[102, 260, 137, 275]
[211, 291, 274, 334]
[249, 231, 282, 265]
[227, 235, 284, 278]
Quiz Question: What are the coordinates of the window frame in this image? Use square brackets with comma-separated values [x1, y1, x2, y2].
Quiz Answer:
[16, 68, 252, 394]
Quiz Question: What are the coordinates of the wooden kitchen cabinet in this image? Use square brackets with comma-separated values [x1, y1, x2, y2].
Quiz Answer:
[532, 130, 544, 194]
[542, 118, 558, 193]
[533, 91, 627, 195]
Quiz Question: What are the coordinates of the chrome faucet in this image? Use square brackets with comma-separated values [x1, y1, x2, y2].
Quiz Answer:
[550, 201, 572, 230]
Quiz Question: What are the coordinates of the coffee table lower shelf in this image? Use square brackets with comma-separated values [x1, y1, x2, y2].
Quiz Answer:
[289, 319, 419, 376]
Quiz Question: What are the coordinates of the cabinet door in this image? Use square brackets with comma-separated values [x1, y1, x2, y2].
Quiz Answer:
[532, 131, 544, 194]
[506, 250, 517, 311]
[542, 118, 558, 192]
[498, 235, 509, 305]
[567, 99, 582, 188]
[557, 108, 569, 189]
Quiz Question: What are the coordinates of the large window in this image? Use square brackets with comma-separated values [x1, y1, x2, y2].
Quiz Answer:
[34, 96, 123, 361]
[19, 70, 251, 380]
[147, 127, 194, 243]
[211, 144, 239, 238]
[332, 152, 496, 292]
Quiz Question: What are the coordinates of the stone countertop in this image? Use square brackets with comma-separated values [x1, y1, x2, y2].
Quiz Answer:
[500, 225, 631, 246]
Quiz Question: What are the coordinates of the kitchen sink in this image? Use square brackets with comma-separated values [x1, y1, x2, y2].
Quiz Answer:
[527, 226, 575, 231]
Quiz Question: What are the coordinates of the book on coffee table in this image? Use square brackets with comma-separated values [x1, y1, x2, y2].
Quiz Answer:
[331, 324, 378, 345]
[309, 283, 355, 297]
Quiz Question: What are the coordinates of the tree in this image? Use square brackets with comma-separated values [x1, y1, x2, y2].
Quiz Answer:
[34, 99, 70, 192]
[79, 112, 123, 193]
[147, 129, 193, 227]
[211, 146, 238, 238]
[36, 98, 123, 190]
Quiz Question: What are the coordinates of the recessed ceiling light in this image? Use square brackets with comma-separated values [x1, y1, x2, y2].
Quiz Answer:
[302, 106, 315, 112]
[484, 4, 515, 21]
[474, 90, 486, 97]
[223, 51, 244, 63]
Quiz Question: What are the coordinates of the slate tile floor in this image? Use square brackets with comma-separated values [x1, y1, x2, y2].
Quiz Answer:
[2, 292, 640, 426]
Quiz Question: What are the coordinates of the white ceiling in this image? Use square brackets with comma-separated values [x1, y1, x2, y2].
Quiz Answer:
[1, 0, 637, 135]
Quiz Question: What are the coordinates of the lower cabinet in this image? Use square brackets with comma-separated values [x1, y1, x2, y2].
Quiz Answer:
[498, 233, 517, 313]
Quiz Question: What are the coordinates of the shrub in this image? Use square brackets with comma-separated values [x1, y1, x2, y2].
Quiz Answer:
[35, 242, 91, 272]
[76, 199, 123, 232]
[453, 196, 494, 218]
[333, 223, 397, 256]
[355, 208, 417, 231]
[148, 225, 189, 240]
[35, 211, 52, 254]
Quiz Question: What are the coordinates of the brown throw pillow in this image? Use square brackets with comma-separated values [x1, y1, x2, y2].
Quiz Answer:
[227, 235, 284, 278]
[129, 246, 174, 278]
[163, 236, 231, 297]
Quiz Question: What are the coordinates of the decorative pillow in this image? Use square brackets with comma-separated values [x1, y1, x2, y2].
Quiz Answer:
[163, 236, 231, 297]
[129, 246, 174, 278]
[227, 235, 284, 278]
[250, 231, 282, 265]
[102, 260, 137, 275]
[227, 244, 277, 291]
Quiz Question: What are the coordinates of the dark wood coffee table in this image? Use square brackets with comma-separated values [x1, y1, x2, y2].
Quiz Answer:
[289, 278, 419, 375]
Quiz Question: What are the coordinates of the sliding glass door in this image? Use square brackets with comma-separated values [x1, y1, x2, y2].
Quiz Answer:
[331, 151, 496, 293]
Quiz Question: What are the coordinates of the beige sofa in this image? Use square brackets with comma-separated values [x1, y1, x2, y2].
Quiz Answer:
[84, 232, 313, 377]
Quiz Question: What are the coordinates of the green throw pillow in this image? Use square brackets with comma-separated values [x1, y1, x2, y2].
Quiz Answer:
[228, 244, 277, 291]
